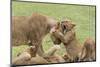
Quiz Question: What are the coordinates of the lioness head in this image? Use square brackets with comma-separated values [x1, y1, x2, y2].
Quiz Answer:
[50, 22, 62, 44]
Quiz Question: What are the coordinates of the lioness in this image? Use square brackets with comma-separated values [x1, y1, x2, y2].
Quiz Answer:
[12, 13, 57, 56]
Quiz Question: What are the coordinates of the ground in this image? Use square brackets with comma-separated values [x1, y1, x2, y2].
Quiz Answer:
[12, 1, 96, 60]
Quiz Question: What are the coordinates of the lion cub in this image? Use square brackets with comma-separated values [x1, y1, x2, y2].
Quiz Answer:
[50, 19, 96, 62]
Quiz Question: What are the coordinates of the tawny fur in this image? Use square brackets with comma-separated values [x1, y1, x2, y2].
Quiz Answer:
[12, 13, 57, 56]
[44, 45, 65, 63]
[78, 38, 96, 61]
[12, 52, 31, 65]
[50, 19, 96, 62]
[28, 55, 49, 64]
[12, 45, 65, 65]
[12, 46, 36, 65]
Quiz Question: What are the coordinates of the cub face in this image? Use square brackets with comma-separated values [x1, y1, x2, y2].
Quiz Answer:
[61, 19, 76, 34]
[50, 19, 76, 44]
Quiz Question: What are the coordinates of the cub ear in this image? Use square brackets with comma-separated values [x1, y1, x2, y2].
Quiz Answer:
[72, 23, 76, 28]
[56, 22, 60, 29]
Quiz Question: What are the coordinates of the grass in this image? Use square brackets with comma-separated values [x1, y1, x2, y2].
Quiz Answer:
[12, 1, 96, 59]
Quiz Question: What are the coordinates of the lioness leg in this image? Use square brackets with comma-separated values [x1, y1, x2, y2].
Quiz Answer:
[37, 44, 45, 57]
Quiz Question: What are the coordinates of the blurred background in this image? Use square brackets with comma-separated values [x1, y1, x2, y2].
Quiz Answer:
[12, 1, 96, 60]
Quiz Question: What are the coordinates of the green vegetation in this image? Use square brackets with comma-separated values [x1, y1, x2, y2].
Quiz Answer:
[12, 1, 96, 59]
